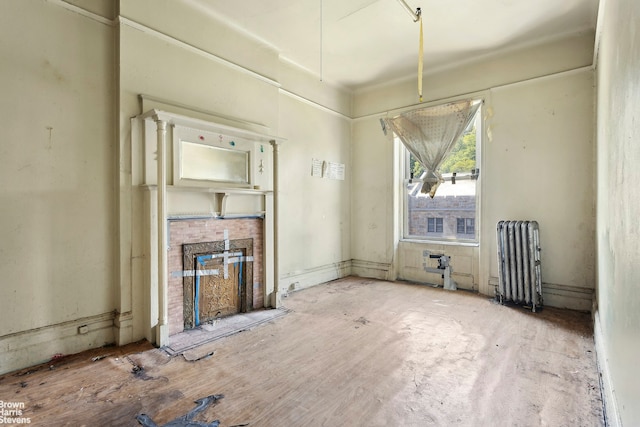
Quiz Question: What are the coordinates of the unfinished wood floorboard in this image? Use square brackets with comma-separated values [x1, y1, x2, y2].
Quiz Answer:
[0, 277, 603, 426]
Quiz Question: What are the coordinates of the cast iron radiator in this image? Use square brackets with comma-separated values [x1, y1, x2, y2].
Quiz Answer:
[496, 220, 542, 311]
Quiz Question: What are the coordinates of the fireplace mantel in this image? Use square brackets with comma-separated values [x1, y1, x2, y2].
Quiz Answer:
[130, 109, 284, 347]
[141, 185, 273, 218]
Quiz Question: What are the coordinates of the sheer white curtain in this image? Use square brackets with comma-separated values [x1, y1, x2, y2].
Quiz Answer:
[383, 99, 481, 197]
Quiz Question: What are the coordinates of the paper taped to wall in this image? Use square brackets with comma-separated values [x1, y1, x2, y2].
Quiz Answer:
[311, 158, 323, 177]
[327, 162, 345, 180]
[311, 158, 344, 180]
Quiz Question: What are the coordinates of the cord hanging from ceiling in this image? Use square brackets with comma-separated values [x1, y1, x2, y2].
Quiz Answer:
[418, 8, 423, 102]
[396, 0, 423, 102]
[320, 0, 323, 82]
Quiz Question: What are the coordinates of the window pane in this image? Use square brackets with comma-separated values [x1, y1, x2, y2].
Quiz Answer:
[408, 153, 424, 179]
[466, 218, 475, 234]
[404, 117, 479, 241]
[439, 127, 477, 174]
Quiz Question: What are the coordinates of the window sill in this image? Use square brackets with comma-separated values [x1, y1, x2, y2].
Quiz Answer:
[400, 238, 479, 247]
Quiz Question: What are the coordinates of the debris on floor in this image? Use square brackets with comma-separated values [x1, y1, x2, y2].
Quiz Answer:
[354, 316, 370, 325]
[136, 394, 224, 427]
[183, 351, 215, 363]
[91, 354, 111, 362]
[127, 356, 159, 381]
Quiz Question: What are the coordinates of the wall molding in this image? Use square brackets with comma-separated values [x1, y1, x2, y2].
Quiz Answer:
[114, 311, 134, 346]
[0, 312, 116, 375]
[351, 259, 392, 281]
[279, 88, 352, 120]
[48, 0, 353, 121]
[355, 29, 595, 96]
[592, 0, 609, 68]
[47, 0, 113, 26]
[280, 261, 352, 295]
[353, 66, 591, 122]
[119, 16, 356, 120]
[117, 16, 281, 89]
[542, 282, 594, 312]
[594, 310, 622, 427]
[486, 277, 595, 311]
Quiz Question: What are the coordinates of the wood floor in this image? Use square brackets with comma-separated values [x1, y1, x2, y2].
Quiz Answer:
[0, 277, 604, 426]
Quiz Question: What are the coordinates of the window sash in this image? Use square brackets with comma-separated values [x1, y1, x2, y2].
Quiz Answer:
[465, 218, 475, 234]
[399, 102, 481, 243]
[427, 217, 443, 233]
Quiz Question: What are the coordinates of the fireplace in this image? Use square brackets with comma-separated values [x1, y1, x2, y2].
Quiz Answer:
[131, 109, 280, 347]
[182, 238, 254, 329]
[168, 218, 264, 336]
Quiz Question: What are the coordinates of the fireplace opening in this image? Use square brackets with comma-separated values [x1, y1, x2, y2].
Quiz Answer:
[182, 238, 254, 330]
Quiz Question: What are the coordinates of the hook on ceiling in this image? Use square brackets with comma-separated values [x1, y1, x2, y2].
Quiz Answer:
[397, 0, 421, 22]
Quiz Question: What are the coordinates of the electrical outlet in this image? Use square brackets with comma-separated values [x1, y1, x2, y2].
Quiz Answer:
[78, 325, 89, 335]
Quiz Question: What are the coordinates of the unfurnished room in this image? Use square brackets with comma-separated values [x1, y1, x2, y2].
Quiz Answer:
[0, 0, 638, 425]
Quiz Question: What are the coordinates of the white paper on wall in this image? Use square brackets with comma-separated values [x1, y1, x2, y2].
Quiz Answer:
[311, 158, 324, 177]
[327, 162, 345, 180]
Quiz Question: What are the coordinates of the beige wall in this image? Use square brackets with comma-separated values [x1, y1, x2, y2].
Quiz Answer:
[484, 69, 595, 308]
[0, 0, 116, 372]
[595, 0, 640, 424]
[353, 31, 596, 117]
[351, 33, 596, 310]
[277, 95, 352, 292]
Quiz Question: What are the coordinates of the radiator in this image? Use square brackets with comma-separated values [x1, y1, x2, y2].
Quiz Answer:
[496, 220, 542, 311]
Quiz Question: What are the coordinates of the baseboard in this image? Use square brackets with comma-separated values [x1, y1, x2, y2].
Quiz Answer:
[594, 310, 622, 427]
[0, 312, 115, 375]
[280, 260, 352, 295]
[487, 277, 594, 311]
[351, 259, 392, 280]
[542, 282, 594, 311]
[114, 311, 134, 346]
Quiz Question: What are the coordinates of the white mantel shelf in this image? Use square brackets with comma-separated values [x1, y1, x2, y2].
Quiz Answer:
[140, 185, 271, 218]
[141, 184, 273, 195]
[167, 185, 273, 195]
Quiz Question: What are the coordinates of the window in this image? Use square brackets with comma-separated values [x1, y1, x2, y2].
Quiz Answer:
[402, 104, 481, 242]
[457, 218, 475, 235]
[465, 218, 475, 234]
[428, 217, 443, 233]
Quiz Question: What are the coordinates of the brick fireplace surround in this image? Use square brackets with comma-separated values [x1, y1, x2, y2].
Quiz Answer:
[167, 217, 264, 336]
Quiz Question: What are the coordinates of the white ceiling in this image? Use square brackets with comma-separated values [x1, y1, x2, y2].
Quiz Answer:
[187, 0, 599, 90]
